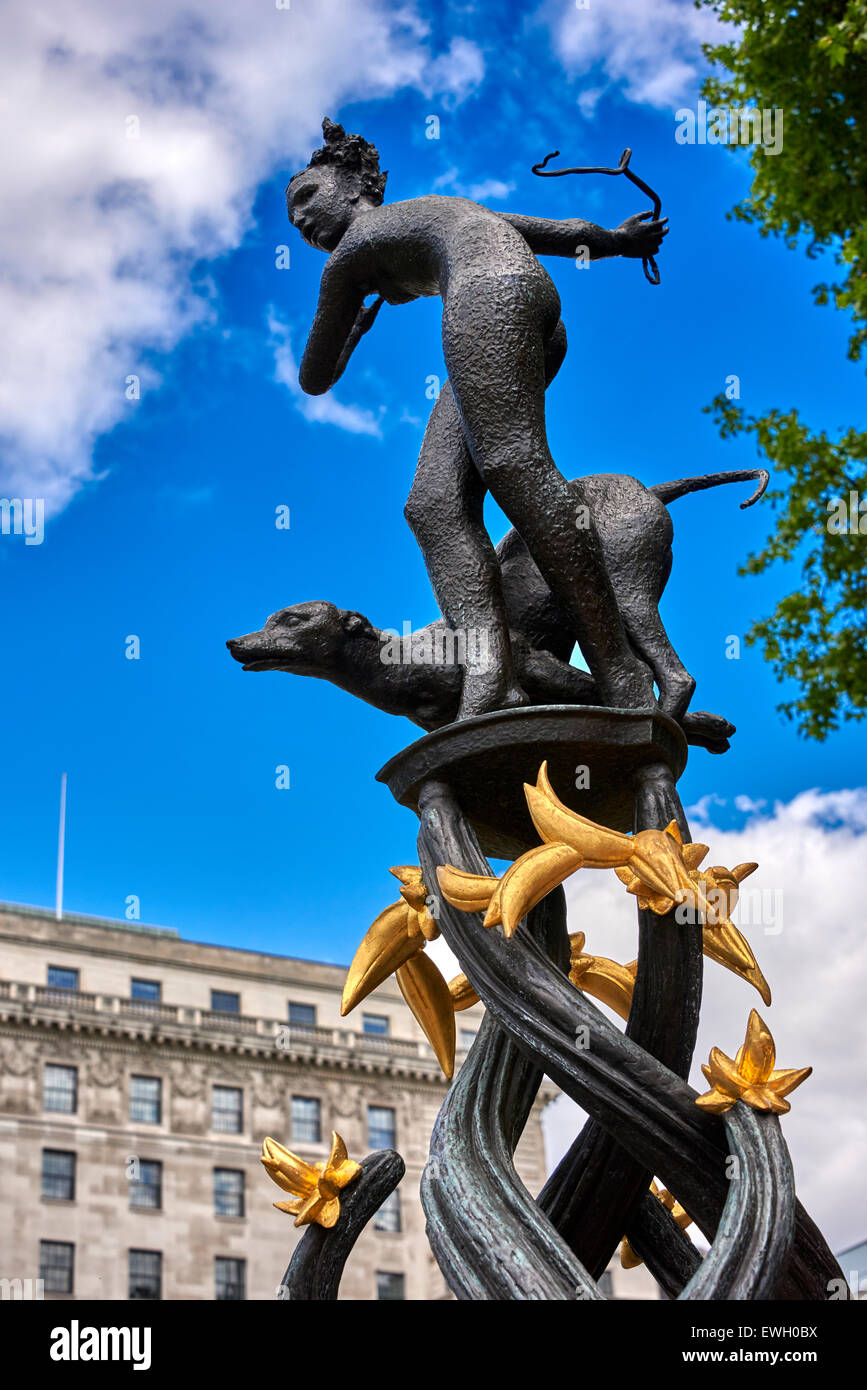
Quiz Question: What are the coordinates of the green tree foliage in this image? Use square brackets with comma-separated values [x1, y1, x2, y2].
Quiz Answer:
[699, 0, 867, 737]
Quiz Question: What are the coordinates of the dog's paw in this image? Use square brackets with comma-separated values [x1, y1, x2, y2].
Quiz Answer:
[681, 709, 736, 754]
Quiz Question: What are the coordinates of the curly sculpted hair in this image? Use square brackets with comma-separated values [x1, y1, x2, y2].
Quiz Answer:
[287, 118, 387, 207]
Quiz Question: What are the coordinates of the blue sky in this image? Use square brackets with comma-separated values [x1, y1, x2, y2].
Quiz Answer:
[2, 0, 865, 969]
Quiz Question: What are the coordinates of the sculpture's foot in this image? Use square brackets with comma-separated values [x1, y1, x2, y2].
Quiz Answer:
[456, 668, 530, 721]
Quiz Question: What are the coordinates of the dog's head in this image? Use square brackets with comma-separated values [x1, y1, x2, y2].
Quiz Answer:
[227, 601, 376, 672]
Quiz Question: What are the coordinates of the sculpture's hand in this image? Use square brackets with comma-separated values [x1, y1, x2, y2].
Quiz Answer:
[329, 296, 385, 385]
[614, 210, 669, 259]
[356, 295, 384, 335]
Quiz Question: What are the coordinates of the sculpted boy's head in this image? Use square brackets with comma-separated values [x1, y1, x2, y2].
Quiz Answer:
[287, 117, 387, 251]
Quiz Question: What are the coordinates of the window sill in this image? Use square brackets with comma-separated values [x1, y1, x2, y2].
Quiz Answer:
[40, 1196, 75, 1205]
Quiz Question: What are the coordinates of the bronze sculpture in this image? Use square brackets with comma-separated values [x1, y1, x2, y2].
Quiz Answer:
[230, 118, 844, 1303]
[287, 118, 669, 718]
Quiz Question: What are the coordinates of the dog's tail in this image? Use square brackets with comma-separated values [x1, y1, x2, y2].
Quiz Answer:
[650, 468, 769, 510]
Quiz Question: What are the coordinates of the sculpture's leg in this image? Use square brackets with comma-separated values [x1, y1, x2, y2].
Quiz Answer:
[537, 762, 703, 1276]
[441, 274, 654, 710]
[404, 381, 528, 716]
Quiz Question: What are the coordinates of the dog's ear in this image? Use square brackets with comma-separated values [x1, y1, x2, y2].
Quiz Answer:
[342, 610, 373, 636]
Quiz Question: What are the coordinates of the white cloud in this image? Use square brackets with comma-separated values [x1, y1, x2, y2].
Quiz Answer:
[0, 0, 483, 513]
[541, 0, 724, 109]
[423, 36, 485, 107]
[269, 313, 383, 437]
[543, 786, 867, 1256]
[431, 167, 515, 203]
[576, 86, 606, 120]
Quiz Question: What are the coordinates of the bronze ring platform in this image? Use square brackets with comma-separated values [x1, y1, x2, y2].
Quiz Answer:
[376, 704, 688, 859]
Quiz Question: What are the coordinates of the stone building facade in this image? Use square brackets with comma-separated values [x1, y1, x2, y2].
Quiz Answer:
[0, 902, 554, 1301]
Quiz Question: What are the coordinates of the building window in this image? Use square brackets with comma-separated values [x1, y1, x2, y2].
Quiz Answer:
[210, 990, 240, 1014]
[130, 1160, 162, 1210]
[367, 1105, 396, 1150]
[288, 1001, 316, 1028]
[373, 1189, 401, 1233]
[460, 1029, 477, 1049]
[214, 1168, 245, 1218]
[42, 1150, 76, 1202]
[131, 978, 161, 1002]
[130, 1076, 162, 1125]
[215, 1257, 246, 1301]
[40, 1241, 74, 1295]
[376, 1271, 405, 1300]
[363, 1013, 390, 1036]
[129, 1249, 161, 1300]
[47, 965, 79, 991]
[44, 1064, 77, 1114]
[212, 1086, 243, 1134]
[291, 1096, 321, 1144]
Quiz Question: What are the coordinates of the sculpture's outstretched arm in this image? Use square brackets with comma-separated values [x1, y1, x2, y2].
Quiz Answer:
[500, 211, 668, 262]
[298, 262, 373, 395]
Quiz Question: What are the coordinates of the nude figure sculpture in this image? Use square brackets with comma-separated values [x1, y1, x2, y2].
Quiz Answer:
[287, 119, 669, 721]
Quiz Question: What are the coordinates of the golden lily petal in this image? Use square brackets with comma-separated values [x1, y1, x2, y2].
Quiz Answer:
[261, 1137, 319, 1197]
[436, 864, 499, 914]
[448, 973, 480, 1011]
[682, 842, 710, 871]
[399, 881, 429, 912]
[390, 865, 424, 886]
[294, 1190, 341, 1229]
[695, 1087, 737, 1113]
[767, 1065, 812, 1097]
[526, 762, 633, 864]
[325, 1131, 363, 1189]
[570, 953, 636, 1022]
[482, 876, 506, 928]
[498, 840, 584, 937]
[274, 1198, 304, 1216]
[341, 900, 423, 1015]
[704, 1047, 749, 1098]
[739, 1008, 776, 1085]
[740, 1085, 791, 1115]
[702, 919, 772, 1006]
[620, 1238, 643, 1269]
[396, 952, 456, 1080]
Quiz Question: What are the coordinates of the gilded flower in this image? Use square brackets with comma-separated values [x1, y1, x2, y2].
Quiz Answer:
[342, 867, 456, 1079]
[437, 762, 771, 1003]
[695, 1010, 811, 1115]
[261, 1131, 361, 1228]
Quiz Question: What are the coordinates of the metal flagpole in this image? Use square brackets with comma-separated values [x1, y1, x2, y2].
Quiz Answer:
[56, 773, 67, 920]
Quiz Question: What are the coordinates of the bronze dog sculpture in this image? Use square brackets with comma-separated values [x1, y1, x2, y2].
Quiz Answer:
[228, 466, 767, 753]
